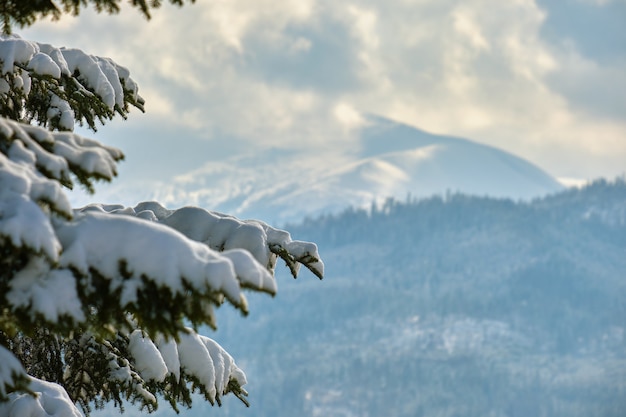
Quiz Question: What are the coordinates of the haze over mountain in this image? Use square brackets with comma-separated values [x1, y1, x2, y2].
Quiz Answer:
[140, 116, 564, 224]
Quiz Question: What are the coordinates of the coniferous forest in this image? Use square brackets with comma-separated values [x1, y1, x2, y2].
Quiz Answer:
[110, 179, 626, 417]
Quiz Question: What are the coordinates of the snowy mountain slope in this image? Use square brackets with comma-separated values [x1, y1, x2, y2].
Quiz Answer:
[98, 180, 625, 417]
[80, 117, 564, 224]
[358, 116, 564, 197]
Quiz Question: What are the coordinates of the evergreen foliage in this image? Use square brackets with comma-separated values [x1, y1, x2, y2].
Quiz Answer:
[224, 179, 624, 417]
[0, 5, 323, 417]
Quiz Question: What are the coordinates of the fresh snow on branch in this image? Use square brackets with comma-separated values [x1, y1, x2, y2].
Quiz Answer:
[111, 201, 325, 279]
[6, 257, 85, 324]
[0, 346, 29, 402]
[1, 346, 82, 416]
[0, 34, 144, 131]
[0, 117, 123, 266]
[0, 118, 323, 414]
[55, 209, 259, 313]
[0, 152, 64, 260]
[0, 116, 123, 192]
[0, 377, 83, 417]
[0, 327, 248, 417]
[175, 329, 248, 405]
[0, 28, 324, 415]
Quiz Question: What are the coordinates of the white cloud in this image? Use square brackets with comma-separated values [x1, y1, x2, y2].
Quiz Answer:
[19, 0, 626, 184]
[334, 102, 366, 132]
[451, 8, 490, 52]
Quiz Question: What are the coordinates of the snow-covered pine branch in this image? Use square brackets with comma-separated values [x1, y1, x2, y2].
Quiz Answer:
[1, 123, 324, 414]
[0, 34, 144, 131]
[0, 30, 324, 416]
[2, 327, 250, 416]
[87, 202, 325, 280]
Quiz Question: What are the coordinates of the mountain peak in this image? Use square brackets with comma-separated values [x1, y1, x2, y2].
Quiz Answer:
[144, 116, 565, 224]
[351, 117, 564, 202]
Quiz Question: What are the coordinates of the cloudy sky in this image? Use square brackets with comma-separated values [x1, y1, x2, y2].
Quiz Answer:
[22, 0, 626, 200]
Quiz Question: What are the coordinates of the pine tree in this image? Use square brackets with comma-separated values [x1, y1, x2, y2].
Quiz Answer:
[0, 6, 323, 417]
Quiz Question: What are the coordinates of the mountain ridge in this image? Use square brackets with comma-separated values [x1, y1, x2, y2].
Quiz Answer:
[161, 116, 564, 223]
[106, 178, 625, 417]
[73, 116, 566, 225]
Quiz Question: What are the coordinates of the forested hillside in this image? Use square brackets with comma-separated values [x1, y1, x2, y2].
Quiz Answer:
[106, 179, 626, 417]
